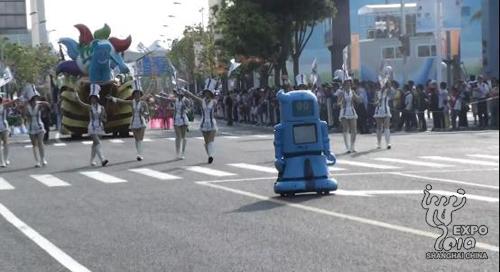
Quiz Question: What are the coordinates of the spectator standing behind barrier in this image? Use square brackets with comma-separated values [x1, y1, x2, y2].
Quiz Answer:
[224, 92, 233, 126]
[392, 81, 402, 131]
[354, 80, 369, 134]
[476, 75, 491, 129]
[450, 86, 462, 130]
[429, 81, 443, 131]
[490, 79, 499, 129]
[439, 82, 450, 130]
[414, 84, 428, 132]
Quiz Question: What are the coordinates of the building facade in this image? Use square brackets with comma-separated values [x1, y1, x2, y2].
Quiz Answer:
[0, 0, 31, 45]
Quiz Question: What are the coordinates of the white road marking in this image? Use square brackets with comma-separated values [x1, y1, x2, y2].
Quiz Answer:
[0, 178, 15, 190]
[81, 141, 93, 145]
[328, 166, 347, 171]
[53, 143, 67, 147]
[253, 135, 272, 138]
[193, 167, 500, 184]
[194, 137, 204, 140]
[185, 166, 236, 177]
[196, 182, 499, 253]
[222, 136, 241, 139]
[143, 138, 153, 142]
[373, 158, 452, 168]
[228, 163, 278, 174]
[336, 189, 498, 203]
[31, 175, 70, 187]
[467, 154, 499, 161]
[166, 137, 176, 141]
[24, 145, 33, 148]
[421, 156, 499, 167]
[0, 203, 91, 272]
[80, 171, 127, 183]
[110, 139, 124, 144]
[129, 168, 181, 180]
[336, 160, 401, 170]
[390, 172, 499, 190]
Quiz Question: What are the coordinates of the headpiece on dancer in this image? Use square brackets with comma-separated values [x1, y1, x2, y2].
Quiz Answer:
[295, 74, 308, 88]
[23, 84, 40, 101]
[203, 78, 218, 95]
[378, 65, 394, 88]
[89, 83, 101, 98]
[333, 69, 344, 83]
[132, 79, 143, 94]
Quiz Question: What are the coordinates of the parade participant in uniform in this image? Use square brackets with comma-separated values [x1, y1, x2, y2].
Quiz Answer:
[173, 88, 191, 160]
[108, 80, 150, 161]
[0, 96, 18, 167]
[335, 71, 359, 153]
[74, 84, 109, 167]
[20, 84, 51, 167]
[185, 79, 218, 164]
[373, 81, 396, 149]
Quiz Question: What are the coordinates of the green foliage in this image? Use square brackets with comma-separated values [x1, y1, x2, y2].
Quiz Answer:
[168, 25, 217, 83]
[1, 39, 58, 91]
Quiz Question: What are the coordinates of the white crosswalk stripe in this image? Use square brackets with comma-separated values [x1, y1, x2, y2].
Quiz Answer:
[110, 139, 124, 144]
[467, 154, 499, 161]
[228, 163, 277, 174]
[129, 168, 181, 180]
[223, 136, 241, 139]
[336, 160, 401, 170]
[143, 138, 153, 142]
[0, 178, 15, 190]
[329, 166, 347, 171]
[166, 137, 176, 141]
[80, 171, 127, 183]
[373, 158, 453, 168]
[53, 143, 67, 147]
[185, 166, 236, 177]
[30, 175, 70, 187]
[421, 156, 499, 166]
[24, 145, 33, 148]
[82, 141, 93, 145]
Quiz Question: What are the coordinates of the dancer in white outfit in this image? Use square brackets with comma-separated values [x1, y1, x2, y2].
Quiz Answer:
[20, 84, 50, 167]
[374, 82, 396, 149]
[0, 96, 18, 167]
[185, 79, 218, 164]
[336, 77, 360, 153]
[108, 80, 149, 161]
[173, 88, 191, 159]
[74, 84, 109, 167]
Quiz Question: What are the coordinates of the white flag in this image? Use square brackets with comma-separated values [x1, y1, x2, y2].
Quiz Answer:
[0, 67, 13, 88]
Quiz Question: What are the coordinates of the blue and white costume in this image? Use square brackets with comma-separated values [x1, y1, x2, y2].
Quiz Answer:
[337, 89, 358, 120]
[174, 97, 190, 127]
[0, 105, 9, 133]
[374, 88, 395, 118]
[88, 104, 106, 135]
[200, 99, 217, 132]
[26, 104, 46, 135]
[130, 100, 148, 130]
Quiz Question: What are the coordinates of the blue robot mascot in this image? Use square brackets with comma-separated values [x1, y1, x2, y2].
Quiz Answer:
[273, 90, 338, 197]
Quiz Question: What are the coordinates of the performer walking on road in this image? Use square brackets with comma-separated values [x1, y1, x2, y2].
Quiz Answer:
[0, 96, 18, 167]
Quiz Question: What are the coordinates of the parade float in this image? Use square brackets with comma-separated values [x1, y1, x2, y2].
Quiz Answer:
[56, 24, 134, 137]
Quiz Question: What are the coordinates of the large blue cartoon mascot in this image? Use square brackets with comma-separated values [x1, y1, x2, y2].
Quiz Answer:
[273, 90, 338, 196]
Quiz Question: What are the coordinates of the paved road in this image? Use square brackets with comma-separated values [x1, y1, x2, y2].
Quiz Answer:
[1, 123, 498, 272]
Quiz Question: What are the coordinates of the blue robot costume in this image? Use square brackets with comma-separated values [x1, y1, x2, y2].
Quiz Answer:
[274, 90, 338, 196]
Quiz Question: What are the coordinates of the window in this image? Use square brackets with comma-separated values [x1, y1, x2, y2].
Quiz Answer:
[382, 47, 395, 59]
[293, 124, 317, 145]
[417, 45, 437, 57]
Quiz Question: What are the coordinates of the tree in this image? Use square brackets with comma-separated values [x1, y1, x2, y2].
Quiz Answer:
[214, 0, 280, 87]
[215, 0, 336, 85]
[168, 25, 217, 89]
[1, 39, 58, 94]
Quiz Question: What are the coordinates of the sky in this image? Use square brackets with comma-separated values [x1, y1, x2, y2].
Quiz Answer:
[39, 0, 209, 51]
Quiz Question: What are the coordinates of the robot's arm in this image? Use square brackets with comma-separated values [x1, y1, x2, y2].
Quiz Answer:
[273, 124, 285, 171]
[321, 121, 336, 164]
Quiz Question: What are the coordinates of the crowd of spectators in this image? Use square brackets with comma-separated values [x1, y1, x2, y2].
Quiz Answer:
[215, 75, 499, 132]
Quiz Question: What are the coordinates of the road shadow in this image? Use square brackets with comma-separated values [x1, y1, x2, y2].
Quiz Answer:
[230, 193, 333, 213]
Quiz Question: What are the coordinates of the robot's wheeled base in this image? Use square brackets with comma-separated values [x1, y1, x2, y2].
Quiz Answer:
[274, 178, 338, 197]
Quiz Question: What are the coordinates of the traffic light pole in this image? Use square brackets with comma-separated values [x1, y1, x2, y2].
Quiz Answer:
[401, 0, 407, 84]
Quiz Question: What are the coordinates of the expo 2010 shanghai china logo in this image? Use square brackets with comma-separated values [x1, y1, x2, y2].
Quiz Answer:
[421, 185, 489, 260]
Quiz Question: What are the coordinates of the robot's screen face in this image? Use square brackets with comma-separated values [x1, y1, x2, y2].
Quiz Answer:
[293, 124, 317, 144]
[292, 100, 314, 117]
